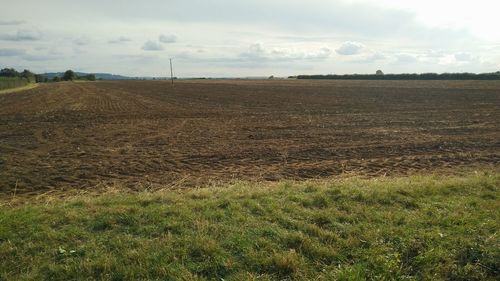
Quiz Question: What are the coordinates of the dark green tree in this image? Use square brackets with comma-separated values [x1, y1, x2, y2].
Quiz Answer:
[0, 68, 20, 77]
[21, 69, 36, 82]
[35, 74, 48, 83]
[62, 70, 76, 81]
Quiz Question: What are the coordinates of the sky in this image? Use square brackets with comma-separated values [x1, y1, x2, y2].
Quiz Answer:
[1, 0, 499, 77]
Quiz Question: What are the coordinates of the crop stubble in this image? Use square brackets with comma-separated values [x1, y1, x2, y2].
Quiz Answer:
[0, 80, 498, 195]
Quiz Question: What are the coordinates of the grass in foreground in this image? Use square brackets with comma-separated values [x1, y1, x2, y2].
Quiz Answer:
[0, 172, 498, 280]
[0, 83, 38, 95]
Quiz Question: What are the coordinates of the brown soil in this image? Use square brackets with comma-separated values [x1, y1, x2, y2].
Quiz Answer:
[1, 80, 499, 195]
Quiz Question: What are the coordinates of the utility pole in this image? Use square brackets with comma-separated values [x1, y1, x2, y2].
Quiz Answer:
[169, 58, 174, 86]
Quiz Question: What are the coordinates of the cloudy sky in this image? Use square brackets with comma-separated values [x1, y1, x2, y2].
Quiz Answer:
[1, 0, 499, 77]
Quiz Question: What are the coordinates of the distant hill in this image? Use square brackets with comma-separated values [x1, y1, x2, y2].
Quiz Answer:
[42, 72, 132, 80]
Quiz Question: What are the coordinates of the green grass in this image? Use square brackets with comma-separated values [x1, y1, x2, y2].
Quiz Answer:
[0, 77, 30, 91]
[0, 172, 498, 280]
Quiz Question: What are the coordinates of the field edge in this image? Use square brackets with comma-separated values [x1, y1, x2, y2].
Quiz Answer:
[0, 83, 39, 95]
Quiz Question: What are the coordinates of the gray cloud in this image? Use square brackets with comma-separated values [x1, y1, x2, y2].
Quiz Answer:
[6, 0, 476, 46]
[142, 40, 164, 51]
[0, 20, 25, 25]
[108, 36, 132, 44]
[159, 34, 177, 43]
[73, 37, 90, 46]
[0, 30, 42, 41]
[0, 0, 497, 76]
[0, 48, 26, 56]
[22, 54, 62, 61]
[51, 0, 473, 46]
[336, 41, 364, 55]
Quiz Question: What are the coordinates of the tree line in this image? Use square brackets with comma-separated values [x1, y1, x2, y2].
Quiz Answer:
[294, 72, 500, 80]
[52, 70, 96, 82]
[0, 68, 96, 83]
[0, 68, 38, 82]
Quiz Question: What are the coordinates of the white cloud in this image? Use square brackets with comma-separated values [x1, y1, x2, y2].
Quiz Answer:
[353, 0, 500, 41]
[336, 41, 364, 55]
[395, 53, 419, 63]
[108, 36, 132, 44]
[142, 40, 164, 51]
[240, 43, 332, 61]
[424, 49, 446, 58]
[304, 47, 332, 60]
[454, 52, 474, 62]
[159, 34, 177, 43]
[240, 43, 266, 59]
[352, 52, 386, 63]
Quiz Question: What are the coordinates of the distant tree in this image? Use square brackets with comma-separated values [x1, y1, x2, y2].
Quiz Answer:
[376, 70, 384, 75]
[82, 74, 96, 81]
[268, 75, 275, 79]
[21, 69, 36, 82]
[35, 74, 47, 83]
[62, 70, 76, 81]
[52, 76, 61, 82]
[0, 68, 20, 77]
[296, 72, 500, 80]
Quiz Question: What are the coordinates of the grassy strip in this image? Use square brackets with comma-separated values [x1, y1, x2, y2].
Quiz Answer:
[0, 172, 498, 280]
[0, 83, 38, 95]
[0, 77, 29, 91]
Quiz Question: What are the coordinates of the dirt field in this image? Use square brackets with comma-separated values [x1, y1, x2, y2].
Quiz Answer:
[0, 80, 499, 195]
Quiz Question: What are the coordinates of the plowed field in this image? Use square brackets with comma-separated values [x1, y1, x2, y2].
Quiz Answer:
[1, 80, 499, 195]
